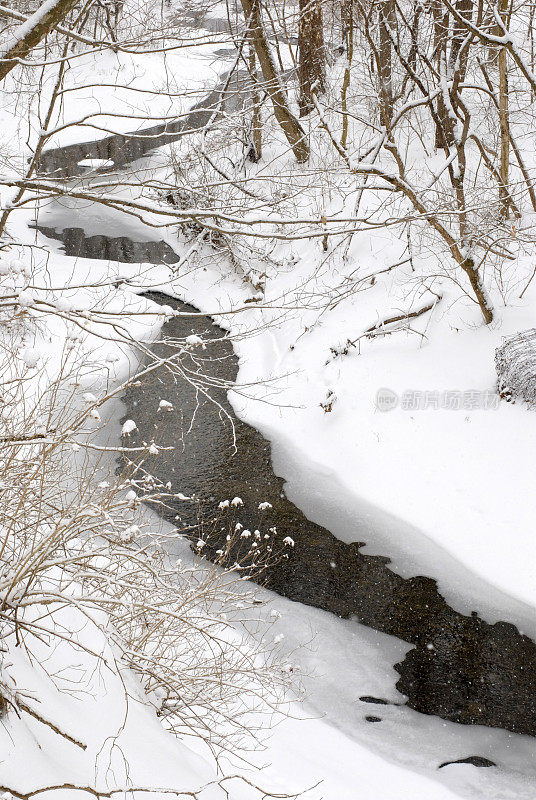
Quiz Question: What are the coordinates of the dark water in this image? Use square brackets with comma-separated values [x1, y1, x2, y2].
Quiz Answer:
[37, 69, 251, 177]
[35, 225, 181, 264]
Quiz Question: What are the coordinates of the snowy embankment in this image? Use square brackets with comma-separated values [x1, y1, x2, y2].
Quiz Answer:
[0, 233, 472, 800]
[0, 604, 227, 800]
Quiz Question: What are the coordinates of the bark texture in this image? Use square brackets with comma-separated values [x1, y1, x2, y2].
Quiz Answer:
[378, 0, 395, 128]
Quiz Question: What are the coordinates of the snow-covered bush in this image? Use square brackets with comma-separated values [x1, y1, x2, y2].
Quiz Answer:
[0, 394, 292, 755]
[495, 328, 536, 405]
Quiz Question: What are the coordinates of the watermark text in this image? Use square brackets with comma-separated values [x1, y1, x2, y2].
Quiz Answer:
[375, 387, 499, 412]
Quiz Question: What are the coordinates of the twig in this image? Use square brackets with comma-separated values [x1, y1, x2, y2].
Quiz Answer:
[14, 700, 87, 750]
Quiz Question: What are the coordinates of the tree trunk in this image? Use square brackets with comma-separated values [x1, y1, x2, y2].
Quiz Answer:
[248, 38, 262, 161]
[239, 0, 309, 162]
[498, 0, 510, 216]
[0, 0, 81, 81]
[340, 0, 354, 149]
[433, 1, 454, 149]
[461, 258, 494, 323]
[378, 0, 395, 128]
[298, 0, 326, 117]
[498, 44, 509, 216]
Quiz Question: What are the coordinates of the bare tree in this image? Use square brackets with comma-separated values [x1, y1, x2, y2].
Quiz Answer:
[378, 0, 396, 128]
[497, 0, 511, 216]
[239, 0, 309, 161]
[340, 0, 354, 148]
[248, 32, 263, 161]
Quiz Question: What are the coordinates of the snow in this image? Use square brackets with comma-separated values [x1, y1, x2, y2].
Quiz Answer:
[121, 418, 138, 434]
[1, 3, 536, 798]
[21, 347, 39, 367]
[186, 333, 205, 347]
[2, 211, 531, 798]
[5, 227, 532, 799]
[231, 297, 536, 613]
[36, 44, 226, 150]
[0, 599, 228, 800]
[142, 214, 536, 620]
[126, 503, 536, 800]
[77, 158, 114, 168]
[16, 290, 34, 307]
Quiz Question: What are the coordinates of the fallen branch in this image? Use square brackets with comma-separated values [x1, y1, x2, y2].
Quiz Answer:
[0, 774, 317, 799]
[327, 297, 441, 362]
[364, 298, 441, 334]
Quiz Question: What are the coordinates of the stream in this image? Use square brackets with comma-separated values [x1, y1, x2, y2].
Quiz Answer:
[30, 21, 536, 793]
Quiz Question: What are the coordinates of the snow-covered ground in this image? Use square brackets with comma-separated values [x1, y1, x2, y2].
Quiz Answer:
[2, 3, 536, 798]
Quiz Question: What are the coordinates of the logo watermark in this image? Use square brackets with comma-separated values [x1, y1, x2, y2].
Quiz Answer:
[375, 387, 399, 412]
[375, 388, 499, 412]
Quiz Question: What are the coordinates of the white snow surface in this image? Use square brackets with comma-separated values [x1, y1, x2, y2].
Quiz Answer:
[0, 604, 227, 800]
